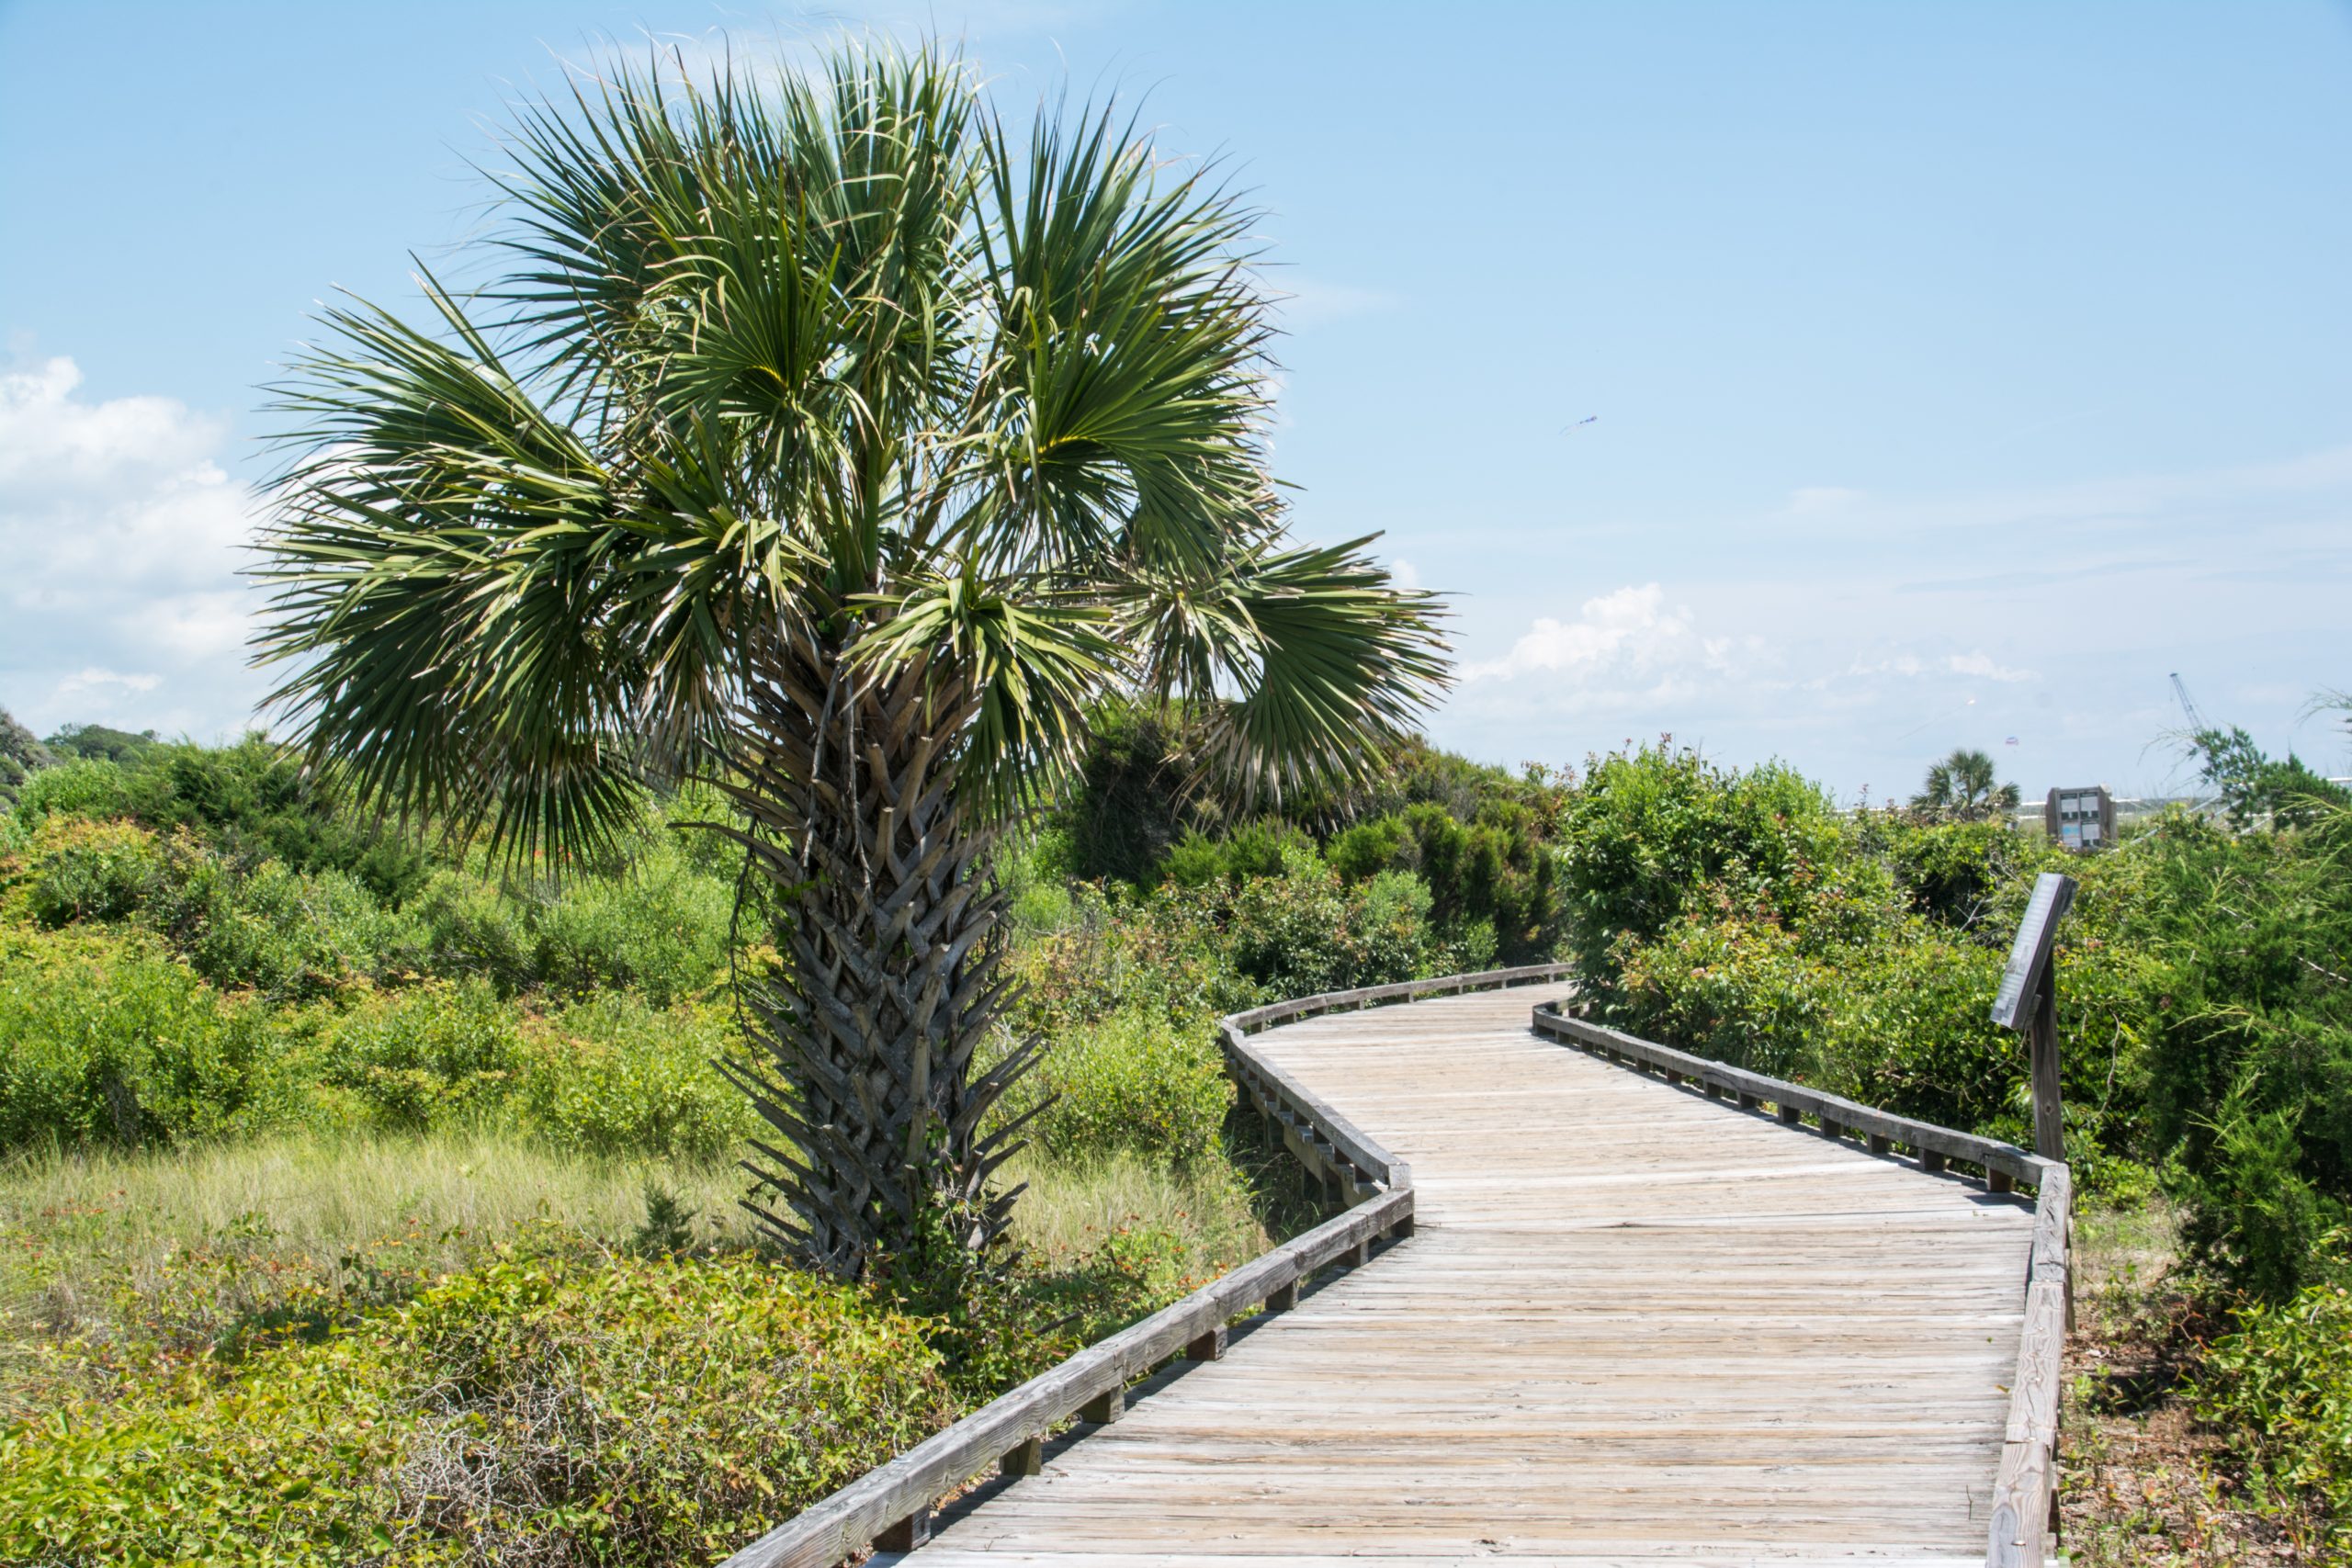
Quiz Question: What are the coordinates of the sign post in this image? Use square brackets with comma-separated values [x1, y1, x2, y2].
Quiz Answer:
[1990, 872, 2076, 1161]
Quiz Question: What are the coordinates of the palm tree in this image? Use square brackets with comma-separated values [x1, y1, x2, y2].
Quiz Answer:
[1913, 748, 2020, 821]
[254, 43, 1449, 1278]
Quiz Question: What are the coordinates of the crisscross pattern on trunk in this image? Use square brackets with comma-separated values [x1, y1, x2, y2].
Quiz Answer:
[716, 633, 1038, 1277]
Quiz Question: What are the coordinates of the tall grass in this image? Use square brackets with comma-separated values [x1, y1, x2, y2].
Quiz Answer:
[2, 1115, 1320, 1420]
[0, 1129, 752, 1416]
[1007, 1150, 1272, 1272]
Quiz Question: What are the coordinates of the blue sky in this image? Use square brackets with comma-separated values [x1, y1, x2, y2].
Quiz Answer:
[3, 0, 2346, 800]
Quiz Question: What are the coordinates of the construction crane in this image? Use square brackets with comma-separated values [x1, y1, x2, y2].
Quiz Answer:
[2170, 672, 2209, 732]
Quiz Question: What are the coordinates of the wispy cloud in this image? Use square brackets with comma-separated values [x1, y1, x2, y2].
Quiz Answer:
[1272, 276, 1401, 331]
[54, 667, 161, 698]
[1946, 651, 2034, 682]
[1430, 434, 2352, 795]
[1786, 485, 1865, 514]
[0, 355, 268, 738]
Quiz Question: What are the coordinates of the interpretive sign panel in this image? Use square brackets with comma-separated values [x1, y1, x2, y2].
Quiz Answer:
[1990, 872, 2076, 1032]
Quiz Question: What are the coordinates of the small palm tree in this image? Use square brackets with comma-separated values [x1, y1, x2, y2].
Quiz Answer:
[254, 43, 1448, 1278]
[1913, 748, 2020, 821]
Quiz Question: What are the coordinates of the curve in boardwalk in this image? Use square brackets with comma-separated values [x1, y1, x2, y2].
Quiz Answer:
[727, 971, 2065, 1568]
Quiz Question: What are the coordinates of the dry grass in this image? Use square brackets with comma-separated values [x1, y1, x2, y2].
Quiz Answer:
[0, 1115, 1316, 1420]
[2062, 1201, 2329, 1565]
[1009, 1150, 1269, 1266]
[0, 1129, 753, 1416]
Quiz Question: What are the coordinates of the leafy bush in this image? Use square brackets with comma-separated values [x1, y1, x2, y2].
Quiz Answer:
[2192, 725, 2352, 830]
[1326, 814, 1411, 882]
[1018, 1007, 1231, 1166]
[526, 841, 733, 1007]
[518, 994, 752, 1159]
[2129, 808, 2352, 1299]
[0, 705, 50, 810]
[0, 928, 297, 1149]
[2198, 1267, 2352, 1526]
[0, 1250, 955, 1567]
[175, 859, 429, 999]
[13, 756, 131, 826]
[1556, 742, 1841, 1004]
[1053, 701, 1196, 885]
[23, 817, 162, 925]
[116, 736, 431, 905]
[1157, 819, 1318, 890]
[321, 980, 525, 1130]
[1614, 907, 2030, 1133]
[1219, 853, 1453, 997]
[1387, 801, 1559, 962]
[43, 722, 159, 766]
[1886, 818, 2041, 928]
[403, 868, 535, 990]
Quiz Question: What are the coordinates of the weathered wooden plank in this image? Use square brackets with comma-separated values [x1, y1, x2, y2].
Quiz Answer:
[744, 977, 2052, 1568]
[1985, 1278, 2066, 1567]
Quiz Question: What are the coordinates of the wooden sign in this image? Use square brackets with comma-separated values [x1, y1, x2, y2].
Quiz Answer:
[1991, 873, 2075, 1032]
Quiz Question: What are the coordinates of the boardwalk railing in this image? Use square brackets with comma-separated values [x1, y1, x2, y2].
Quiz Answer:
[1530, 1003, 2072, 1568]
[720, 964, 1567, 1568]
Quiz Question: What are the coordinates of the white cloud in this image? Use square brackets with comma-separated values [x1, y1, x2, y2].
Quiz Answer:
[0, 355, 268, 738]
[1787, 485, 1864, 514]
[1947, 650, 2034, 682]
[54, 667, 161, 698]
[1389, 558, 1421, 592]
[1464, 583, 1690, 682]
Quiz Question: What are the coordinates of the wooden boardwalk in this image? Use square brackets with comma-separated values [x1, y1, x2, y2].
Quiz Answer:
[895, 984, 2039, 1565]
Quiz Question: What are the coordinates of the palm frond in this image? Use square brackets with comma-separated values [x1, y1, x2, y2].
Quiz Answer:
[1113, 537, 1451, 803]
[850, 572, 1122, 814]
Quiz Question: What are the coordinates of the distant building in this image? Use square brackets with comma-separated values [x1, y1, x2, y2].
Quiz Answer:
[2045, 785, 2115, 851]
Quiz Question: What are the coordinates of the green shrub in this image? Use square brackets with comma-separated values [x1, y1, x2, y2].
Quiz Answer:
[0, 1250, 955, 1567]
[322, 980, 525, 1130]
[1157, 819, 1319, 891]
[1327, 815, 1411, 882]
[1006, 881, 1257, 1038]
[405, 869, 535, 991]
[1397, 800, 1560, 962]
[1019, 1007, 1231, 1166]
[13, 756, 130, 826]
[1887, 818, 2033, 927]
[0, 928, 297, 1150]
[1217, 853, 1456, 998]
[1001, 828, 1080, 935]
[0, 706, 51, 811]
[42, 722, 159, 766]
[1557, 743, 1840, 1005]
[113, 735, 432, 905]
[1051, 700, 1195, 885]
[518, 994, 753, 1159]
[2197, 1267, 2352, 1526]
[2131, 809, 2352, 1299]
[527, 842, 732, 1007]
[178, 860, 428, 999]
[24, 817, 162, 925]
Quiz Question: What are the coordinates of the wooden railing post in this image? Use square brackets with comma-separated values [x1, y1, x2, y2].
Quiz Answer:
[1990, 871, 2076, 1164]
[2030, 970, 2064, 1164]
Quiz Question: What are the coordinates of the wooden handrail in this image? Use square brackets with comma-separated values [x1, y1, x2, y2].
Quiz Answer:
[1530, 1004, 2061, 1190]
[719, 964, 1566, 1567]
[1528, 1000, 2071, 1568]
[1987, 1163, 2071, 1567]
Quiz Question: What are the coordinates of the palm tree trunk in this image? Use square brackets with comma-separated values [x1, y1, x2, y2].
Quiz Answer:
[715, 631, 1040, 1278]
